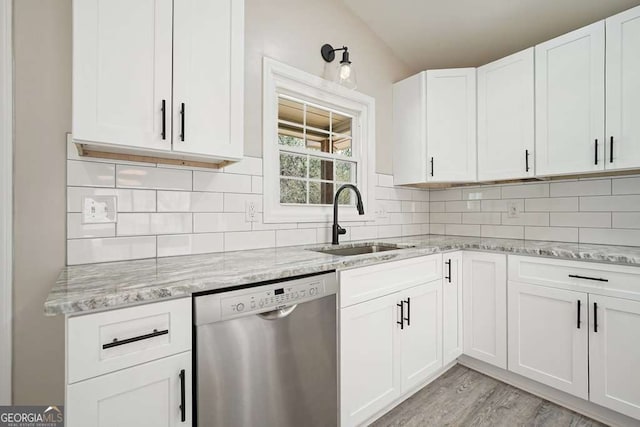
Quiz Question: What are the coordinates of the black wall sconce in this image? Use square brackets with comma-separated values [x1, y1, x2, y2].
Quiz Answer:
[321, 44, 357, 89]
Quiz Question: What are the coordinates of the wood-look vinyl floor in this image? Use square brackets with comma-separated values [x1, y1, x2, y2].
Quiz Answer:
[371, 365, 607, 427]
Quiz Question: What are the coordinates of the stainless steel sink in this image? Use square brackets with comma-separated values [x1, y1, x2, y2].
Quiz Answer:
[311, 243, 405, 257]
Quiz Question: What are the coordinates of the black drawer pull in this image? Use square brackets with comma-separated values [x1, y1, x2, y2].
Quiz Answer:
[102, 329, 169, 349]
[568, 274, 608, 282]
[404, 298, 411, 326]
[577, 300, 581, 329]
[594, 302, 598, 333]
[430, 157, 434, 177]
[180, 102, 185, 141]
[525, 149, 530, 172]
[445, 259, 452, 283]
[179, 369, 186, 422]
[595, 139, 598, 165]
[397, 302, 404, 329]
[610, 136, 614, 163]
[161, 99, 166, 140]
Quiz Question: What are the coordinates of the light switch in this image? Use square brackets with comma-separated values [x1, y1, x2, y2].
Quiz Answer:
[507, 201, 520, 218]
[82, 196, 117, 224]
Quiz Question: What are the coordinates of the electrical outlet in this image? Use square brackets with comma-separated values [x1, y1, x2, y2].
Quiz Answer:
[245, 201, 257, 222]
[507, 201, 520, 218]
[82, 196, 117, 224]
[376, 204, 389, 219]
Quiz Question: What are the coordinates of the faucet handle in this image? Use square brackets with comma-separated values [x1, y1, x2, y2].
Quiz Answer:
[337, 225, 347, 235]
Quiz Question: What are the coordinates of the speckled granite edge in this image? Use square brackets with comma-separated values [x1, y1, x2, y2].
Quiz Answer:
[45, 235, 640, 316]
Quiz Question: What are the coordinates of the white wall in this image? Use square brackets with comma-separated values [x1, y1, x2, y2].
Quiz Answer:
[429, 176, 640, 246]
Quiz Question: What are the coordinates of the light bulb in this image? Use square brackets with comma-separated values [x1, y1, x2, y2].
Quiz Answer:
[339, 63, 352, 80]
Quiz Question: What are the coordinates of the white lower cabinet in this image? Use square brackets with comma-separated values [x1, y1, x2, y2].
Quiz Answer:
[462, 252, 507, 369]
[66, 352, 192, 427]
[400, 281, 443, 391]
[507, 282, 588, 399]
[589, 295, 640, 420]
[443, 252, 463, 364]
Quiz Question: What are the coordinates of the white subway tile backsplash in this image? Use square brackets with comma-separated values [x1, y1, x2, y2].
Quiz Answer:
[525, 226, 579, 243]
[67, 187, 156, 212]
[157, 233, 224, 257]
[224, 230, 275, 251]
[402, 224, 422, 236]
[580, 195, 640, 212]
[462, 212, 501, 225]
[612, 213, 640, 229]
[68, 160, 115, 187]
[157, 191, 223, 212]
[67, 236, 156, 265]
[193, 171, 252, 193]
[194, 212, 251, 233]
[223, 193, 262, 213]
[350, 225, 378, 241]
[117, 165, 192, 190]
[276, 228, 317, 247]
[431, 188, 462, 202]
[550, 212, 611, 228]
[481, 199, 524, 212]
[501, 212, 549, 226]
[550, 179, 610, 197]
[117, 213, 192, 236]
[462, 187, 501, 200]
[67, 213, 116, 239]
[378, 225, 402, 238]
[580, 228, 640, 247]
[445, 200, 481, 212]
[525, 197, 578, 212]
[430, 212, 461, 224]
[445, 224, 480, 237]
[412, 212, 429, 224]
[481, 225, 524, 239]
[429, 202, 445, 212]
[502, 183, 549, 199]
[430, 223, 445, 234]
[251, 176, 263, 194]
[612, 176, 640, 195]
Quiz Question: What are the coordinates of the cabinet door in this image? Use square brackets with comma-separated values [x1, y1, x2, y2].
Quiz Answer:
[340, 293, 401, 427]
[392, 72, 428, 185]
[426, 68, 477, 183]
[400, 281, 443, 392]
[606, 5, 640, 171]
[463, 252, 507, 369]
[535, 21, 605, 176]
[172, 0, 244, 160]
[443, 252, 463, 365]
[477, 48, 534, 181]
[66, 352, 192, 427]
[590, 295, 640, 420]
[73, 0, 172, 151]
[508, 282, 588, 399]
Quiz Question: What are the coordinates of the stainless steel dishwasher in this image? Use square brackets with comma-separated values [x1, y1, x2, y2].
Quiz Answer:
[194, 272, 338, 427]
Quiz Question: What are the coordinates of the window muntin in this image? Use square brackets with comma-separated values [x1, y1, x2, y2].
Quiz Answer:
[277, 96, 356, 206]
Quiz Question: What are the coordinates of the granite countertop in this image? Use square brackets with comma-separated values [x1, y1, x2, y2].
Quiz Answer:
[44, 234, 640, 316]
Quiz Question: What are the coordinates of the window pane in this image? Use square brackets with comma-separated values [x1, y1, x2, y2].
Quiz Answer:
[280, 153, 307, 178]
[309, 157, 333, 180]
[309, 181, 334, 205]
[280, 179, 307, 204]
[278, 133, 305, 148]
[332, 111, 352, 134]
[335, 161, 355, 183]
[305, 129, 331, 153]
[306, 105, 331, 131]
[332, 135, 352, 157]
[278, 98, 304, 126]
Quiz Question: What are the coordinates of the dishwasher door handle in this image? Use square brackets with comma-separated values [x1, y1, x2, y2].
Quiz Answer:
[257, 305, 298, 320]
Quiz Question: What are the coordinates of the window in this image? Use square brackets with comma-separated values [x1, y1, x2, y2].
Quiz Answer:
[263, 58, 375, 223]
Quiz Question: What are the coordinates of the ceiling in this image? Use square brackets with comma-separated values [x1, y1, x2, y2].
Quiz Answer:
[342, 0, 640, 72]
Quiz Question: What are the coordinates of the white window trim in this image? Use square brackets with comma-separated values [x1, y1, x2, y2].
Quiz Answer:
[0, 0, 12, 405]
[262, 57, 376, 223]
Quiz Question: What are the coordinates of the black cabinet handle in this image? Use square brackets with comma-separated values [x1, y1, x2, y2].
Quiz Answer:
[161, 100, 166, 140]
[404, 298, 411, 326]
[445, 259, 452, 283]
[577, 300, 581, 329]
[102, 329, 168, 349]
[397, 302, 404, 329]
[179, 369, 186, 422]
[525, 149, 530, 172]
[430, 157, 434, 177]
[180, 102, 185, 141]
[568, 274, 608, 282]
[595, 139, 598, 165]
[610, 136, 614, 163]
[594, 302, 598, 333]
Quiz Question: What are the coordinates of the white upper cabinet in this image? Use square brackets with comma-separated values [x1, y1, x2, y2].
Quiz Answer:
[392, 69, 476, 184]
[477, 48, 534, 181]
[73, 0, 173, 152]
[426, 69, 477, 183]
[172, 0, 244, 160]
[606, 5, 640, 171]
[73, 0, 244, 163]
[535, 22, 605, 176]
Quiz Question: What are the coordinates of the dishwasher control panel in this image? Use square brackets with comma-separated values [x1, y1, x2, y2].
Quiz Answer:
[221, 280, 324, 318]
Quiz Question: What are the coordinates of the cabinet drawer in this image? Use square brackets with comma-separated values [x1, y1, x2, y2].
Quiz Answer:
[339, 254, 442, 308]
[509, 255, 640, 301]
[67, 298, 191, 384]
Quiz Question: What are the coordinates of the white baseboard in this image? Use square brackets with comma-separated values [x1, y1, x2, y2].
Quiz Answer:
[458, 355, 639, 427]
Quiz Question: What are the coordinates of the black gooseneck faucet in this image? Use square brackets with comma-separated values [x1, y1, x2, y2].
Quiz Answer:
[332, 184, 365, 245]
